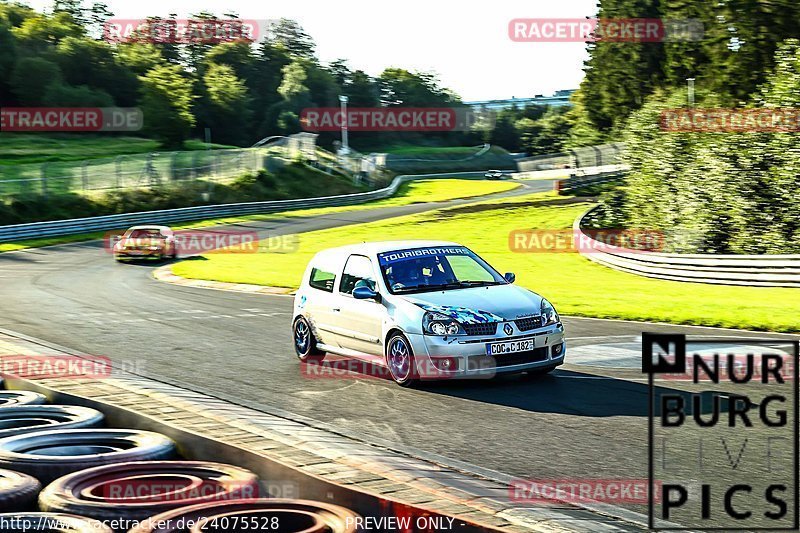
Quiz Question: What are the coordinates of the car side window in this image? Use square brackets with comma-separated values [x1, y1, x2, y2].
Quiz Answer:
[339, 255, 376, 295]
[309, 267, 336, 292]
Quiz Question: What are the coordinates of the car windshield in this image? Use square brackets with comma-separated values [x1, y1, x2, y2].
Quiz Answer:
[127, 230, 163, 239]
[377, 246, 506, 294]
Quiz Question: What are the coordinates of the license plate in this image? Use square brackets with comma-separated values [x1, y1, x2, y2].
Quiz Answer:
[486, 339, 535, 356]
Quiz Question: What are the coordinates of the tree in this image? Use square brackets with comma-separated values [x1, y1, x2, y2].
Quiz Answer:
[116, 42, 164, 76]
[347, 70, 379, 106]
[270, 18, 315, 59]
[0, 23, 16, 105]
[55, 36, 139, 105]
[199, 63, 252, 146]
[138, 64, 195, 148]
[489, 112, 520, 151]
[10, 57, 62, 105]
[43, 83, 114, 106]
[378, 68, 454, 107]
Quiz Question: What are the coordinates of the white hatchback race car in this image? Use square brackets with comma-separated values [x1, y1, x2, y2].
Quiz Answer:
[292, 241, 566, 386]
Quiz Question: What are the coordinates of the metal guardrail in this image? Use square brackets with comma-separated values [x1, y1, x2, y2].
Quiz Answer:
[574, 207, 800, 287]
[517, 143, 625, 172]
[0, 171, 487, 243]
[555, 168, 626, 194]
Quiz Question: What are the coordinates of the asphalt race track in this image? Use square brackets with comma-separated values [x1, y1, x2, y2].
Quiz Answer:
[1, 179, 795, 488]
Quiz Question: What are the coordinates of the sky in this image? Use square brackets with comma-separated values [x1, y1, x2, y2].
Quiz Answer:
[25, 0, 599, 102]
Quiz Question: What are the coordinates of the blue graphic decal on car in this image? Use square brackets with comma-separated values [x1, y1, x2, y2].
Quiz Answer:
[417, 304, 505, 324]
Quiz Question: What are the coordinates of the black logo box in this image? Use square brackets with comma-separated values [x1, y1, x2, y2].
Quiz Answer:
[643, 333, 799, 531]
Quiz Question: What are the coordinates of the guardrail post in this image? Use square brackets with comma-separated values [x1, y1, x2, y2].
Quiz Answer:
[568, 150, 579, 169]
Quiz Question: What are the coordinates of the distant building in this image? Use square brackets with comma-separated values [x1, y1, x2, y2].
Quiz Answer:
[465, 89, 576, 111]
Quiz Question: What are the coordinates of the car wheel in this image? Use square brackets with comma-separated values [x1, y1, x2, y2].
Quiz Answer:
[0, 429, 176, 484]
[386, 332, 418, 387]
[293, 317, 324, 361]
[0, 469, 41, 511]
[39, 461, 259, 521]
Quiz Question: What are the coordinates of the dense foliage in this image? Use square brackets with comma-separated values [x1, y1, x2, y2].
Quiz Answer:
[580, 0, 800, 253]
[0, 0, 578, 153]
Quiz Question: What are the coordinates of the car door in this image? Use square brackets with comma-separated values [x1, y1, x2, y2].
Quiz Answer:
[304, 265, 342, 348]
[331, 255, 385, 357]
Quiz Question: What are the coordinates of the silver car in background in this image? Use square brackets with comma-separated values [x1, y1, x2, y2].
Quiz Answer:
[292, 241, 565, 386]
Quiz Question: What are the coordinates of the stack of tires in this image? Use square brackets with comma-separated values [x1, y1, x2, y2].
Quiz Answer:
[0, 388, 360, 532]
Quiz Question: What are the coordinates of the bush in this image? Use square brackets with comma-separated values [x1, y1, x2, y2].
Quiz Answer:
[0, 163, 362, 225]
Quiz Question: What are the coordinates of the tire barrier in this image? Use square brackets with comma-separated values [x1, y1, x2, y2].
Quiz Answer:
[0, 468, 41, 511]
[128, 499, 360, 533]
[0, 513, 113, 533]
[0, 430, 176, 484]
[40, 461, 259, 522]
[0, 391, 47, 407]
[0, 406, 104, 439]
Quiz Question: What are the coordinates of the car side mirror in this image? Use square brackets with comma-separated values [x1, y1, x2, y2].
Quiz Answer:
[353, 286, 381, 301]
[504, 272, 516, 283]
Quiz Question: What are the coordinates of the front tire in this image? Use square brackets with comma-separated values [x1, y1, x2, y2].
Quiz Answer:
[293, 316, 324, 361]
[386, 332, 418, 387]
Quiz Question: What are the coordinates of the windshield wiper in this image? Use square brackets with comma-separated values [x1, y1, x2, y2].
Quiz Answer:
[456, 280, 503, 287]
[393, 282, 463, 293]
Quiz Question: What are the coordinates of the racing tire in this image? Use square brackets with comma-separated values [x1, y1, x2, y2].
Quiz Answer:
[0, 429, 176, 484]
[0, 406, 104, 439]
[39, 461, 259, 522]
[128, 499, 360, 533]
[0, 392, 47, 408]
[293, 316, 325, 362]
[0, 469, 41, 511]
[0, 513, 113, 533]
[385, 332, 418, 387]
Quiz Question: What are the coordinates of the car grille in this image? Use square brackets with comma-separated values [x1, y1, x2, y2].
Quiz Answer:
[463, 322, 498, 336]
[488, 347, 549, 367]
[515, 316, 542, 331]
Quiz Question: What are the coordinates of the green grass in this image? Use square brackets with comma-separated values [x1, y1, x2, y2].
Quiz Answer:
[0, 179, 517, 253]
[0, 133, 234, 166]
[172, 192, 800, 333]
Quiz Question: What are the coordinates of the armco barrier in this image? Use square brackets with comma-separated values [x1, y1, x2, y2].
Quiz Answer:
[555, 168, 625, 194]
[575, 207, 800, 287]
[0, 172, 486, 243]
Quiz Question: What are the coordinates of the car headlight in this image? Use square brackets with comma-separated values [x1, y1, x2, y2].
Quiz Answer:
[541, 299, 559, 327]
[423, 312, 464, 336]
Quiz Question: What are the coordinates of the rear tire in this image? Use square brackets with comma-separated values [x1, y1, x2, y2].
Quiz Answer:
[293, 316, 325, 362]
[386, 333, 418, 387]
